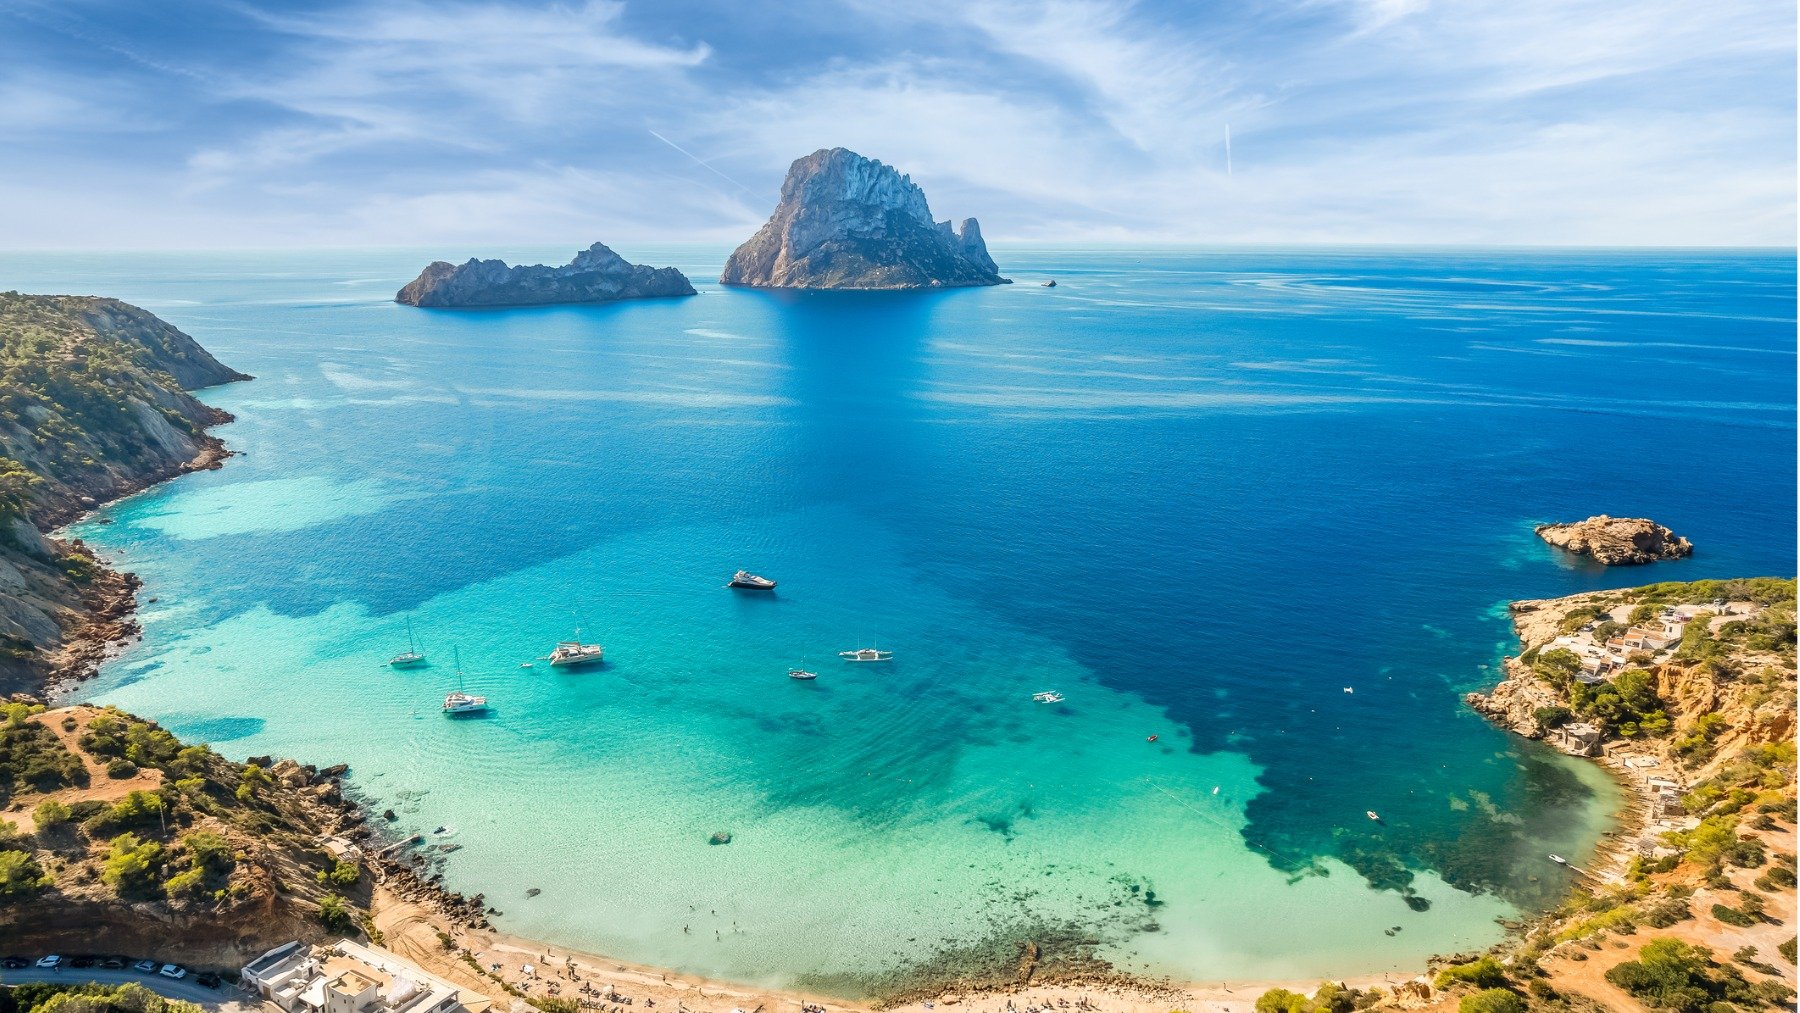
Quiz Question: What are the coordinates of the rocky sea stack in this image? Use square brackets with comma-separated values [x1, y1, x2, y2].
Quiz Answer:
[1534, 514, 1693, 565]
[721, 147, 1008, 290]
[396, 243, 696, 308]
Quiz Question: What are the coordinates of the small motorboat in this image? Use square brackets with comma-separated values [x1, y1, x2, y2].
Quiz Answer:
[788, 668, 818, 680]
[1366, 810, 1381, 821]
[729, 570, 777, 590]
[1343, 687, 1354, 694]
[1146, 734, 1158, 742]
[1549, 854, 1568, 865]
[1031, 691, 1065, 704]
[838, 647, 893, 662]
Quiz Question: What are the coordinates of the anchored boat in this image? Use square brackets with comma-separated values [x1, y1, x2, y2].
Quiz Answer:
[547, 629, 603, 667]
[1032, 691, 1065, 704]
[443, 648, 488, 715]
[729, 570, 777, 590]
[390, 619, 427, 668]
[838, 647, 893, 662]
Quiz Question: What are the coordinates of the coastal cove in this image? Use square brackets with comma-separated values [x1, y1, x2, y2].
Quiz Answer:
[13, 246, 1795, 996]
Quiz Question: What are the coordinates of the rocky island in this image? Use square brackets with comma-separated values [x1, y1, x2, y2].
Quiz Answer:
[0, 293, 249, 696]
[720, 147, 1008, 289]
[1536, 514, 1694, 565]
[395, 242, 696, 308]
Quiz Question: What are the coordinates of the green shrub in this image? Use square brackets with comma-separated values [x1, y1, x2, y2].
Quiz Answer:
[104, 758, 137, 779]
[318, 893, 353, 932]
[1436, 956, 1508, 989]
[1639, 894, 1691, 928]
[0, 848, 51, 900]
[1757, 865, 1798, 891]
[316, 858, 359, 887]
[1533, 706, 1573, 730]
[100, 832, 164, 898]
[83, 790, 165, 836]
[1604, 939, 1724, 1013]
[1711, 903, 1756, 927]
[1457, 990, 1523, 1013]
[31, 799, 72, 832]
[0, 718, 87, 798]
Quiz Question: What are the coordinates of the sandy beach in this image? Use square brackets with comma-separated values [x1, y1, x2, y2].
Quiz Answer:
[371, 887, 1431, 1013]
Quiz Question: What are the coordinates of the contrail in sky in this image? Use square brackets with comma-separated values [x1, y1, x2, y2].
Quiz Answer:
[648, 129, 767, 202]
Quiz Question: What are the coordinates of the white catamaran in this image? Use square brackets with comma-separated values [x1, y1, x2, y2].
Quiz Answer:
[547, 629, 604, 667]
[838, 646, 893, 662]
[443, 648, 489, 716]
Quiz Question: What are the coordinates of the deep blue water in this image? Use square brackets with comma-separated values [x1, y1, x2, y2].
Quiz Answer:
[6, 246, 1793, 991]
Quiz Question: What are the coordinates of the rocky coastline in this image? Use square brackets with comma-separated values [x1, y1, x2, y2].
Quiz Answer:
[0, 293, 249, 698]
[1461, 578, 1796, 1008]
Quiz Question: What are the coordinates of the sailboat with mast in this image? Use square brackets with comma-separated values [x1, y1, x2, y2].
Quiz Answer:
[442, 648, 488, 716]
[389, 619, 427, 668]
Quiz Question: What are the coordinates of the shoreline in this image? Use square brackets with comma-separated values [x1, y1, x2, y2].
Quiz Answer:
[367, 879, 1427, 1013]
[40, 418, 236, 701]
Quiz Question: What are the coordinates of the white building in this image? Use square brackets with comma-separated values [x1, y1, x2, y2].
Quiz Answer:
[243, 940, 489, 1013]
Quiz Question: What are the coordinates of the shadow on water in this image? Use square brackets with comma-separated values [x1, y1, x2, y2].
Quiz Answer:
[747, 288, 950, 501]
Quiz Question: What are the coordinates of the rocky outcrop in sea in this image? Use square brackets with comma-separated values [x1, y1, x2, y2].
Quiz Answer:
[396, 243, 696, 308]
[720, 148, 1008, 290]
[1534, 515, 1692, 565]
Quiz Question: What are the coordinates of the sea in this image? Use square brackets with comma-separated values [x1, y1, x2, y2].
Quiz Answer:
[6, 246, 1794, 995]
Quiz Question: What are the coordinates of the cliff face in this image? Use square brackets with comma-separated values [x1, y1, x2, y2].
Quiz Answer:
[720, 148, 1009, 290]
[396, 242, 696, 307]
[0, 293, 249, 695]
[1535, 515, 1693, 565]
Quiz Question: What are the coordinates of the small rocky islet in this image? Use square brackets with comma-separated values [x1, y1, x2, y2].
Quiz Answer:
[394, 241, 696, 308]
[720, 147, 1008, 290]
[1535, 514, 1693, 565]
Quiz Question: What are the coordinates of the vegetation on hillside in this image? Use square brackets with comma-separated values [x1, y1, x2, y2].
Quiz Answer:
[0, 705, 369, 942]
[0, 983, 201, 1013]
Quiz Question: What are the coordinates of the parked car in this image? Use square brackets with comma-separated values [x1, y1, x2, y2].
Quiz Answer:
[102, 958, 126, 970]
[69, 957, 95, 969]
[35, 956, 62, 969]
[1, 958, 25, 969]
[195, 973, 222, 989]
[158, 964, 187, 980]
[134, 960, 159, 973]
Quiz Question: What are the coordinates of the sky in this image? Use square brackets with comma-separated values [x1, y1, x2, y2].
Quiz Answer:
[0, 0, 1794, 249]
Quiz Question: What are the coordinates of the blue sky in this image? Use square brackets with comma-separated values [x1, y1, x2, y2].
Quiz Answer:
[2, 0, 1793, 248]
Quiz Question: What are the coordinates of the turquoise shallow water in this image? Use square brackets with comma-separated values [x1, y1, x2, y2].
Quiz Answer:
[6, 246, 1793, 993]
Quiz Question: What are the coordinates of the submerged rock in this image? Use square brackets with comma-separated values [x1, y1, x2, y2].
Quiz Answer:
[1535, 515, 1693, 565]
[396, 243, 696, 308]
[708, 831, 732, 845]
[720, 148, 1008, 290]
